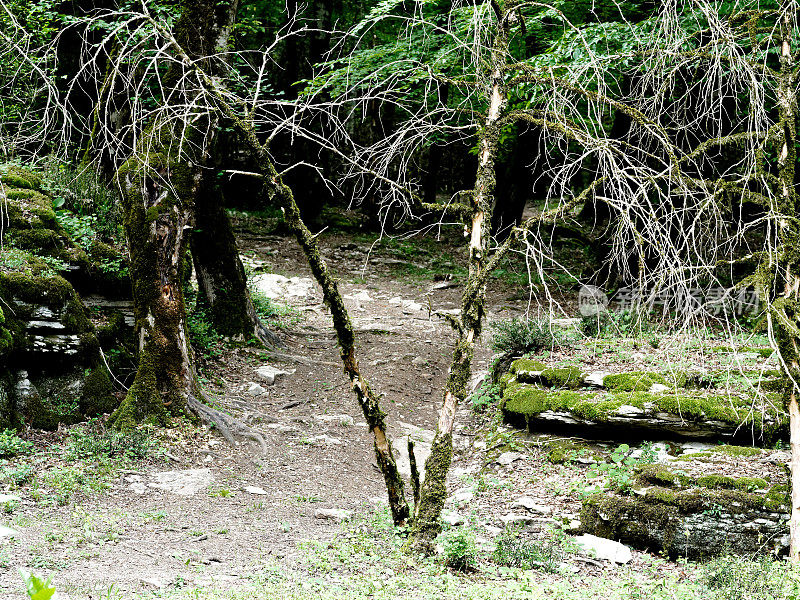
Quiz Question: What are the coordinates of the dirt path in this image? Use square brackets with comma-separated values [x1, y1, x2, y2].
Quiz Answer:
[0, 227, 534, 597]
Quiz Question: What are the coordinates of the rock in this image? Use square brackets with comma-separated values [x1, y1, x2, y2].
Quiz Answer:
[349, 291, 373, 302]
[649, 383, 670, 394]
[314, 414, 355, 427]
[314, 508, 352, 522]
[581, 487, 790, 558]
[147, 469, 213, 496]
[512, 497, 551, 514]
[500, 513, 535, 526]
[0, 493, 21, 503]
[252, 274, 316, 300]
[616, 404, 644, 417]
[680, 441, 716, 455]
[584, 372, 611, 387]
[766, 450, 791, 465]
[246, 382, 266, 396]
[484, 525, 503, 536]
[411, 356, 427, 366]
[244, 486, 268, 495]
[255, 365, 295, 385]
[442, 511, 465, 526]
[305, 434, 342, 445]
[402, 301, 424, 314]
[574, 534, 632, 564]
[388, 296, 403, 305]
[496, 451, 523, 466]
[0, 525, 17, 541]
[452, 489, 474, 504]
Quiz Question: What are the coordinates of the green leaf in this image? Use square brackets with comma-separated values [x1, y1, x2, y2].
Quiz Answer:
[19, 569, 56, 600]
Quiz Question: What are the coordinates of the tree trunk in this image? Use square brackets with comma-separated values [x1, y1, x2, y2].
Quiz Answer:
[410, 4, 509, 549]
[191, 171, 281, 348]
[110, 157, 200, 428]
[110, 0, 241, 428]
[769, 1, 800, 562]
[266, 159, 411, 525]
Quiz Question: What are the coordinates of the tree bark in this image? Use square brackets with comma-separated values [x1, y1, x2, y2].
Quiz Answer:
[191, 170, 282, 348]
[769, 1, 800, 562]
[110, 0, 241, 428]
[410, 2, 509, 549]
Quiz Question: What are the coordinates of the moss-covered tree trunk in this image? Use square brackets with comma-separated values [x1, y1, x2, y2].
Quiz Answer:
[410, 3, 509, 549]
[769, 3, 800, 562]
[266, 161, 411, 525]
[109, 0, 241, 428]
[191, 171, 282, 348]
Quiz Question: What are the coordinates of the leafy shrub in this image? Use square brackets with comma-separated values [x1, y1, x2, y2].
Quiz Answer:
[492, 529, 569, 573]
[65, 419, 159, 461]
[0, 429, 33, 457]
[438, 526, 478, 572]
[491, 318, 571, 355]
[701, 554, 793, 600]
[20, 569, 57, 600]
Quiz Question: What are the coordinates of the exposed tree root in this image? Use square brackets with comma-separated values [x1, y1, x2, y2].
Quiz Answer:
[187, 393, 267, 453]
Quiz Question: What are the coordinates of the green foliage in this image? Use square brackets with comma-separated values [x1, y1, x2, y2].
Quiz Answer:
[65, 418, 159, 462]
[437, 526, 478, 572]
[492, 528, 571, 573]
[589, 443, 657, 494]
[581, 310, 654, 338]
[250, 287, 300, 330]
[700, 554, 795, 600]
[469, 381, 501, 412]
[186, 304, 224, 357]
[0, 429, 33, 458]
[42, 162, 122, 240]
[491, 318, 572, 355]
[20, 569, 56, 600]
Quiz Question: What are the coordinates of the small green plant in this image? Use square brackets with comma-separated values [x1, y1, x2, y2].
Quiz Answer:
[469, 381, 501, 412]
[20, 569, 57, 600]
[491, 318, 571, 355]
[493, 528, 570, 573]
[0, 429, 33, 457]
[589, 443, 656, 494]
[65, 419, 158, 461]
[186, 305, 224, 357]
[438, 526, 478, 572]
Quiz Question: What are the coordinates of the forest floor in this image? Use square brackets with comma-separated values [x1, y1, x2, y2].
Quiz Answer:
[0, 212, 795, 599]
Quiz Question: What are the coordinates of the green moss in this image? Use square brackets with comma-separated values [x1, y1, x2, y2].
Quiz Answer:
[733, 477, 769, 492]
[109, 347, 171, 430]
[510, 358, 546, 374]
[498, 372, 515, 394]
[603, 371, 668, 391]
[502, 385, 590, 416]
[697, 474, 737, 489]
[539, 366, 584, 389]
[765, 484, 790, 511]
[80, 366, 116, 416]
[710, 444, 763, 457]
[1, 165, 42, 190]
[546, 439, 590, 464]
[637, 463, 693, 487]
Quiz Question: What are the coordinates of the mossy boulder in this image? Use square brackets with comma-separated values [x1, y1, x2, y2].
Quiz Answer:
[602, 371, 671, 392]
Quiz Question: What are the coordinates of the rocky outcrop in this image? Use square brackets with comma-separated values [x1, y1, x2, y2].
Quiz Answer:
[580, 466, 789, 558]
[0, 166, 131, 429]
[499, 359, 787, 443]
